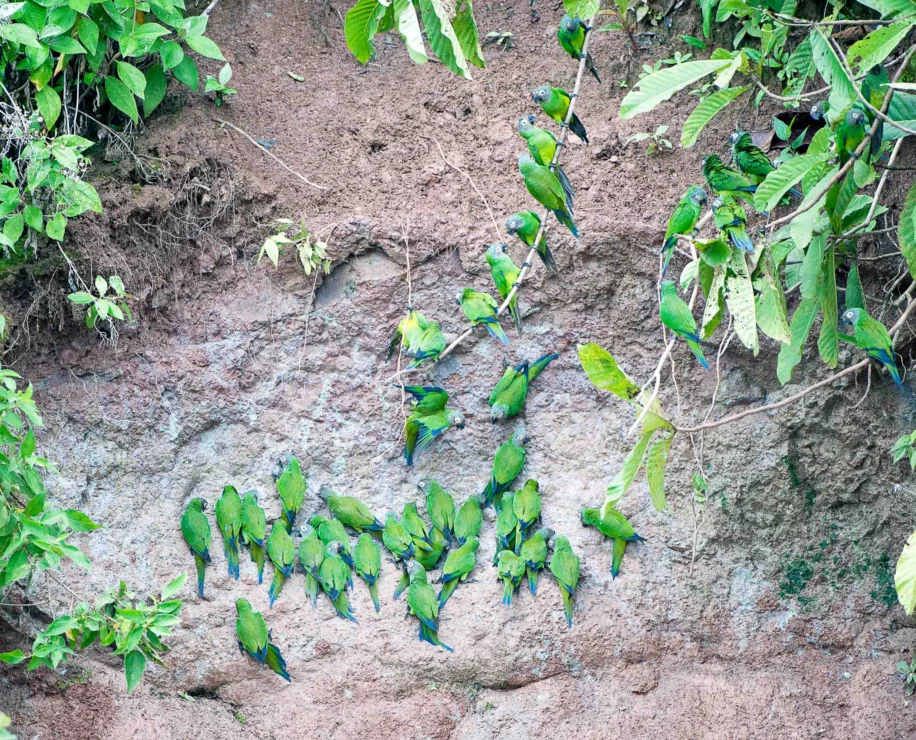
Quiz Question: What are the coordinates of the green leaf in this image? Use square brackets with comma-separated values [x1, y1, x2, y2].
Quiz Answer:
[900, 178, 916, 281]
[698, 0, 715, 37]
[563, 0, 599, 17]
[810, 29, 856, 120]
[848, 19, 916, 73]
[725, 250, 757, 353]
[117, 61, 147, 100]
[64, 509, 101, 531]
[60, 543, 91, 569]
[143, 65, 167, 117]
[23, 205, 43, 233]
[0, 650, 26, 664]
[754, 153, 832, 212]
[695, 237, 731, 267]
[754, 267, 791, 343]
[171, 56, 199, 91]
[646, 431, 673, 513]
[801, 233, 825, 299]
[620, 59, 732, 119]
[1, 22, 42, 48]
[184, 34, 224, 60]
[45, 212, 67, 241]
[856, 0, 915, 16]
[35, 85, 62, 130]
[606, 429, 655, 505]
[453, 0, 484, 68]
[76, 17, 98, 55]
[701, 266, 725, 339]
[845, 263, 866, 310]
[827, 172, 858, 234]
[124, 650, 146, 692]
[160, 41, 184, 69]
[46, 36, 85, 54]
[577, 342, 640, 403]
[3, 214, 24, 244]
[161, 572, 186, 599]
[817, 245, 838, 367]
[391, 0, 427, 65]
[680, 85, 748, 148]
[105, 77, 139, 123]
[345, 0, 388, 64]
[680, 34, 707, 50]
[418, 0, 471, 79]
[777, 294, 820, 385]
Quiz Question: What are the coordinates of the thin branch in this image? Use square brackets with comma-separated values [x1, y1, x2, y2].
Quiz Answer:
[749, 76, 832, 104]
[839, 138, 905, 241]
[213, 118, 328, 190]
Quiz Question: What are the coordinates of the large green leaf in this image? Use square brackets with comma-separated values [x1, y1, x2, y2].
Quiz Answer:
[143, 65, 167, 117]
[577, 343, 640, 403]
[563, 0, 600, 18]
[754, 264, 791, 344]
[681, 86, 748, 148]
[810, 29, 856, 120]
[124, 650, 146, 692]
[184, 34, 224, 60]
[845, 263, 866, 310]
[620, 59, 732, 119]
[453, 0, 484, 68]
[117, 61, 146, 100]
[646, 431, 673, 513]
[606, 429, 655, 506]
[856, 0, 916, 18]
[817, 245, 838, 367]
[896, 528, 916, 615]
[701, 266, 726, 339]
[777, 294, 820, 385]
[392, 0, 426, 64]
[418, 0, 470, 79]
[754, 153, 832, 212]
[171, 56, 199, 92]
[725, 250, 758, 353]
[1, 22, 42, 47]
[901, 178, 916, 280]
[35, 85, 61, 130]
[345, 0, 389, 64]
[800, 233, 825, 299]
[848, 18, 916, 73]
[105, 76, 138, 123]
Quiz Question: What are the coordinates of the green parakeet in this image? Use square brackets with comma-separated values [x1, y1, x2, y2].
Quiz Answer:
[276, 455, 306, 528]
[267, 519, 295, 607]
[489, 353, 559, 422]
[297, 524, 324, 608]
[840, 308, 902, 386]
[235, 598, 290, 681]
[558, 15, 600, 82]
[437, 536, 479, 609]
[241, 491, 267, 584]
[454, 494, 485, 545]
[402, 385, 450, 415]
[581, 506, 646, 542]
[215, 485, 242, 580]
[482, 430, 528, 506]
[486, 243, 523, 335]
[659, 280, 708, 370]
[353, 533, 382, 612]
[310, 515, 354, 568]
[402, 502, 433, 552]
[837, 103, 869, 166]
[810, 101, 829, 120]
[414, 524, 447, 571]
[611, 537, 628, 579]
[319, 487, 383, 532]
[495, 491, 519, 560]
[531, 85, 589, 143]
[386, 309, 446, 368]
[505, 211, 557, 275]
[181, 498, 211, 598]
[516, 115, 574, 208]
[862, 64, 888, 159]
[512, 478, 542, 548]
[662, 185, 707, 274]
[702, 154, 757, 195]
[520, 527, 554, 595]
[727, 131, 774, 183]
[496, 549, 526, 606]
[548, 535, 580, 628]
[419, 478, 456, 545]
[712, 194, 753, 253]
[383, 511, 415, 600]
[318, 541, 358, 623]
[456, 288, 508, 346]
[518, 153, 578, 238]
[406, 560, 452, 652]
[403, 385, 465, 467]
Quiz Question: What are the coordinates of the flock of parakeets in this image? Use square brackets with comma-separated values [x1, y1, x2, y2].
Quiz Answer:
[658, 63, 903, 386]
[180, 453, 646, 679]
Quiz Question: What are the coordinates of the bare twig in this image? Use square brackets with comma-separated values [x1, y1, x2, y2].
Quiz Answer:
[213, 118, 328, 190]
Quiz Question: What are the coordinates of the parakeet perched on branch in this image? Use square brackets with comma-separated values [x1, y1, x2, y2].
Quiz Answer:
[386, 309, 446, 368]
[840, 307, 902, 386]
[489, 353, 559, 422]
[837, 103, 869, 166]
[532, 85, 589, 143]
[181, 498, 211, 598]
[557, 15, 600, 83]
[486, 243, 523, 335]
[659, 280, 708, 369]
[505, 211, 557, 275]
[661, 185, 707, 274]
[518, 153, 578, 238]
[456, 288, 508, 346]
[712, 194, 753, 253]
[517, 115, 574, 208]
[703, 154, 757, 197]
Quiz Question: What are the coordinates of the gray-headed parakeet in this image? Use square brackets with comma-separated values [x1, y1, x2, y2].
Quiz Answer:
[319, 487, 383, 532]
[532, 85, 589, 143]
[558, 15, 600, 82]
[353, 532, 382, 612]
[402, 502, 433, 552]
[386, 309, 446, 368]
[454, 494, 485, 544]
[496, 549, 526, 606]
[215, 485, 242, 580]
[437, 536, 479, 609]
[548, 535, 580, 628]
[659, 280, 708, 370]
[486, 243, 523, 335]
[837, 103, 869, 165]
[506, 211, 557, 275]
[482, 430, 528, 506]
[517, 115, 574, 208]
[728, 131, 774, 183]
[456, 288, 508, 346]
[310, 515, 354, 568]
[489, 353, 559, 422]
[383, 511, 415, 600]
[236, 598, 290, 681]
[712, 194, 753, 253]
[297, 524, 324, 607]
[181, 498, 211, 598]
[702, 154, 757, 196]
[276, 455, 306, 528]
[267, 519, 295, 607]
[406, 560, 453, 651]
[495, 491, 519, 560]
[662, 185, 707, 274]
[518, 153, 578, 238]
[318, 541, 358, 623]
[241, 491, 267, 584]
[840, 308, 902, 386]
[520, 526, 554, 595]
[419, 478, 456, 545]
[513, 478, 542, 547]
[581, 506, 646, 542]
